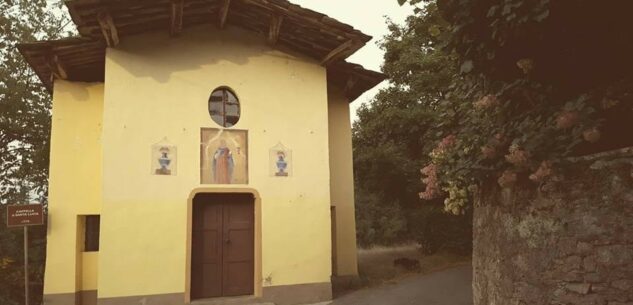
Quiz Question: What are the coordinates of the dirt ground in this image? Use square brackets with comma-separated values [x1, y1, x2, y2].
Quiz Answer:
[329, 245, 472, 305]
[331, 264, 473, 305]
[333, 244, 471, 296]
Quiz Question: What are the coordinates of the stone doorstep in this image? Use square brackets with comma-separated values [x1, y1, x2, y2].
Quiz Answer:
[193, 302, 274, 305]
[190, 296, 331, 305]
[190, 295, 268, 305]
[190, 300, 276, 305]
[193, 302, 332, 305]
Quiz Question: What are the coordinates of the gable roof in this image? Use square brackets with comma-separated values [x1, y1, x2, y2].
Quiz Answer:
[18, 0, 386, 100]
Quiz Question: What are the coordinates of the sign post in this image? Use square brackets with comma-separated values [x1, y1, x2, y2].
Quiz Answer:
[6, 204, 45, 305]
[24, 226, 29, 305]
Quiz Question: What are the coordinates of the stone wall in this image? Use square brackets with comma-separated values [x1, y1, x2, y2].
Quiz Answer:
[473, 149, 633, 305]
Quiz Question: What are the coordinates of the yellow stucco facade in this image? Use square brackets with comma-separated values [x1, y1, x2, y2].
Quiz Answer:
[44, 80, 103, 300]
[43, 26, 361, 305]
[328, 85, 359, 277]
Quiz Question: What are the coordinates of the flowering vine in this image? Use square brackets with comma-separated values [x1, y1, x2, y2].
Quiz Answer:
[409, 0, 633, 214]
[416, 59, 631, 214]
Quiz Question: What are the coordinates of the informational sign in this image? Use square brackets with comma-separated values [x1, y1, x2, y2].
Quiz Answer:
[6, 204, 44, 227]
[6, 204, 44, 305]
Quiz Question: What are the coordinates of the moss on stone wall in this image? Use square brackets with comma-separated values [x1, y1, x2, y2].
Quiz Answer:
[473, 148, 633, 305]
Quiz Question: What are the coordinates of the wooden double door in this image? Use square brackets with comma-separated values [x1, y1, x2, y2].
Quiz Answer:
[191, 193, 254, 300]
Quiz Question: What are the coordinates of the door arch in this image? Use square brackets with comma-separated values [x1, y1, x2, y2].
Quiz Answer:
[185, 188, 262, 303]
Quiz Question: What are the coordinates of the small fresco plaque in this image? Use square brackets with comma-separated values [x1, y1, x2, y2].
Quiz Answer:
[151, 139, 177, 176]
[270, 142, 292, 177]
[201, 128, 248, 184]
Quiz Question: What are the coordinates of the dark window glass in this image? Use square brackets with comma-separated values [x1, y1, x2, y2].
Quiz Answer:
[84, 215, 100, 252]
[209, 88, 240, 127]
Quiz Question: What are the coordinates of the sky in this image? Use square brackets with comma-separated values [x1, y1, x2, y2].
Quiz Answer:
[290, 0, 413, 121]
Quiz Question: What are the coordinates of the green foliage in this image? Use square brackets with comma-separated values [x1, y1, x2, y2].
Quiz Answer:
[0, 1, 72, 304]
[398, 0, 633, 214]
[408, 206, 472, 255]
[1, 1, 72, 203]
[353, 2, 472, 253]
[358, 0, 632, 250]
[355, 190, 407, 247]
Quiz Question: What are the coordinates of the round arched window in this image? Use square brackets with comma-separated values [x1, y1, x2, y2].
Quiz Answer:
[209, 87, 240, 127]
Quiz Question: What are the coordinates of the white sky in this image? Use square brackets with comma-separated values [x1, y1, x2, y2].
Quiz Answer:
[290, 0, 413, 121]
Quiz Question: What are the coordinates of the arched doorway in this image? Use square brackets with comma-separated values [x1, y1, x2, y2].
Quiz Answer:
[185, 188, 262, 303]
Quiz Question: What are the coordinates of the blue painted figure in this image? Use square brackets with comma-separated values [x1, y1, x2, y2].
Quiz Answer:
[156, 146, 172, 175]
[275, 151, 288, 177]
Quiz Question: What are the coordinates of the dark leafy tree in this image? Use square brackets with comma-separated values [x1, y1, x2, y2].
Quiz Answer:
[0, 1, 72, 304]
[354, 2, 472, 253]
[394, 0, 633, 215]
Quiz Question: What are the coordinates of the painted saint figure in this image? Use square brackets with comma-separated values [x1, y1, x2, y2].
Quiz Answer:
[212, 139, 234, 184]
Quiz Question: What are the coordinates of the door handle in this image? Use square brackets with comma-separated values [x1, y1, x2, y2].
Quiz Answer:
[225, 239, 231, 244]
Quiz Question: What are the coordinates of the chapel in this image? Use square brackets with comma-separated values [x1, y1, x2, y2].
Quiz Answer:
[18, 1, 385, 304]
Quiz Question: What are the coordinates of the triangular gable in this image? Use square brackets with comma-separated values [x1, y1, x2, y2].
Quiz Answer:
[18, 0, 386, 100]
[65, 0, 371, 64]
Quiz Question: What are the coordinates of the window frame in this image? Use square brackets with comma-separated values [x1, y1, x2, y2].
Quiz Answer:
[209, 87, 241, 127]
[83, 215, 100, 252]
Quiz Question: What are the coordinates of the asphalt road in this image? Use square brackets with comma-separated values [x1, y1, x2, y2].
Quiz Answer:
[330, 264, 473, 305]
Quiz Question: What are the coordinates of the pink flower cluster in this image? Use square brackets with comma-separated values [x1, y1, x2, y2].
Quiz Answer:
[529, 161, 553, 182]
[497, 170, 517, 188]
[435, 135, 456, 152]
[481, 145, 497, 159]
[555, 111, 579, 129]
[505, 145, 530, 166]
[430, 135, 457, 159]
[583, 127, 601, 143]
[481, 133, 506, 159]
[419, 164, 440, 200]
[474, 95, 499, 110]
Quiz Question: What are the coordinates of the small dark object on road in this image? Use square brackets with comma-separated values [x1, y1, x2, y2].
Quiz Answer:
[393, 257, 421, 271]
